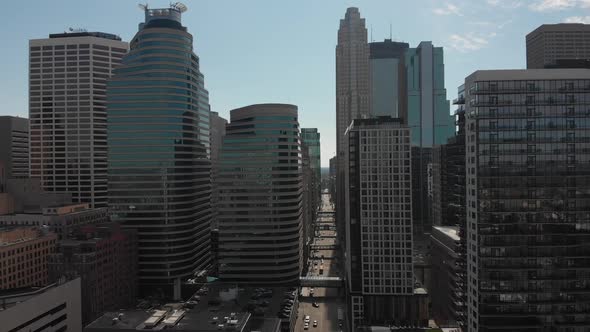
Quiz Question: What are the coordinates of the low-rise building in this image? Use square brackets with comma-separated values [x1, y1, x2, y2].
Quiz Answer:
[0, 226, 57, 289]
[49, 223, 137, 325]
[0, 277, 82, 331]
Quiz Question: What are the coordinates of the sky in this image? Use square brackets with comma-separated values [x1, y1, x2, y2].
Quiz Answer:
[0, 0, 588, 166]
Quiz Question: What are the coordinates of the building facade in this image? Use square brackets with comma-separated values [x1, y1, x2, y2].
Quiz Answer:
[0, 116, 29, 179]
[369, 39, 409, 118]
[217, 104, 302, 284]
[344, 117, 428, 329]
[301, 128, 321, 201]
[0, 278, 82, 332]
[0, 227, 57, 289]
[526, 23, 590, 69]
[405, 41, 454, 234]
[336, 7, 370, 246]
[29, 32, 128, 208]
[430, 226, 463, 328]
[49, 223, 137, 324]
[465, 69, 590, 331]
[107, 4, 212, 298]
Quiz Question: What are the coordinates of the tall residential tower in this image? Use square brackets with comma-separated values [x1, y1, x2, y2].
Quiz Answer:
[107, 4, 211, 298]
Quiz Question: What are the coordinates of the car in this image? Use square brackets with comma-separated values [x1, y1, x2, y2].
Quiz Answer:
[304, 324, 309, 330]
[313, 320, 318, 327]
[304, 315, 310, 323]
[312, 302, 319, 308]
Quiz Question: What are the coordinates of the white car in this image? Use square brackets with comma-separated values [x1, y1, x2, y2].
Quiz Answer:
[304, 322, 309, 330]
[304, 315, 310, 323]
[313, 320, 318, 327]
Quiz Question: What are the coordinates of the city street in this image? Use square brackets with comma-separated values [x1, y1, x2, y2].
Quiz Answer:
[295, 193, 346, 332]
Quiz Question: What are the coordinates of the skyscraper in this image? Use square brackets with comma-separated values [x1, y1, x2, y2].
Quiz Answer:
[527, 23, 590, 69]
[107, 4, 211, 298]
[336, 7, 370, 245]
[369, 39, 409, 118]
[465, 69, 590, 331]
[344, 117, 428, 329]
[29, 32, 128, 208]
[0, 116, 29, 179]
[405, 41, 453, 234]
[301, 127, 321, 199]
[217, 104, 302, 284]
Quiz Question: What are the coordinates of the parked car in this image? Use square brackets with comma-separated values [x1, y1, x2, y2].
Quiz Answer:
[312, 302, 319, 308]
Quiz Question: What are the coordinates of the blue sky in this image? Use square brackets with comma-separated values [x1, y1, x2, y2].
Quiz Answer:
[1, 0, 588, 166]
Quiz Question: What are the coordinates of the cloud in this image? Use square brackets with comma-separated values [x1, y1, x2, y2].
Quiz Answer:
[448, 33, 490, 52]
[486, 0, 523, 9]
[528, 0, 587, 11]
[565, 15, 590, 23]
[433, 3, 462, 16]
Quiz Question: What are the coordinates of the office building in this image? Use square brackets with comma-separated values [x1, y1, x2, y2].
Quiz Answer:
[344, 117, 428, 329]
[526, 23, 590, 69]
[217, 104, 302, 284]
[465, 69, 590, 331]
[0, 202, 108, 240]
[29, 32, 128, 208]
[0, 116, 29, 178]
[107, 4, 212, 298]
[301, 128, 321, 200]
[369, 39, 409, 118]
[430, 226, 463, 328]
[210, 111, 227, 229]
[336, 7, 370, 241]
[49, 223, 137, 324]
[301, 145, 314, 270]
[0, 278, 82, 332]
[405, 41, 454, 234]
[0, 227, 57, 289]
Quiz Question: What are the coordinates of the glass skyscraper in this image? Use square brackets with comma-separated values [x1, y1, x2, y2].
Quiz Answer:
[405, 41, 454, 234]
[301, 128, 321, 198]
[217, 104, 302, 284]
[106, 4, 211, 298]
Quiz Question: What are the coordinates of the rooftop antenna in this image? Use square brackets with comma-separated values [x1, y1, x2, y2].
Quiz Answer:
[171, 2, 188, 13]
[370, 24, 373, 42]
[138, 3, 148, 11]
[389, 23, 392, 40]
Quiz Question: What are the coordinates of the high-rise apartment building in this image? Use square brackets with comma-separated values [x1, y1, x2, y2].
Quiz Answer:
[29, 32, 128, 208]
[405, 41, 453, 234]
[336, 7, 370, 240]
[369, 39, 409, 118]
[344, 117, 428, 329]
[0, 116, 29, 178]
[526, 23, 590, 69]
[49, 223, 137, 324]
[0, 227, 57, 289]
[217, 104, 302, 284]
[107, 4, 212, 298]
[465, 69, 590, 331]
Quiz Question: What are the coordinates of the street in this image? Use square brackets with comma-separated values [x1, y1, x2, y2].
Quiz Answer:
[295, 192, 346, 332]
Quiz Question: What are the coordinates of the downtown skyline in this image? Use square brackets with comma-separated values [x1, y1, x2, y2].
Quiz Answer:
[1, 0, 589, 166]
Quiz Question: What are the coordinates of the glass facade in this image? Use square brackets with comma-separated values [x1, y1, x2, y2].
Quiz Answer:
[301, 128, 321, 198]
[465, 72, 590, 331]
[106, 6, 211, 297]
[217, 104, 302, 284]
[405, 41, 454, 234]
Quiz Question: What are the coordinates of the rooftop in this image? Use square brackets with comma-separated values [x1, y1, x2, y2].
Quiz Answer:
[49, 31, 121, 41]
[432, 226, 460, 242]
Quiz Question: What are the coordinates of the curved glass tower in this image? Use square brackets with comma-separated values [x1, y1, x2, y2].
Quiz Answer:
[107, 4, 211, 298]
[217, 104, 303, 284]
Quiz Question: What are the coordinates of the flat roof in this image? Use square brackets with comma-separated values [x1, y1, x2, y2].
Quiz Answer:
[48, 31, 121, 41]
[433, 226, 460, 241]
[467, 68, 590, 81]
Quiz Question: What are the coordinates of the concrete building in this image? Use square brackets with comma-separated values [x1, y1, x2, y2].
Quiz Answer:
[0, 202, 108, 240]
[29, 32, 128, 208]
[107, 4, 211, 298]
[217, 104, 302, 284]
[301, 144, 314, 270]
[336, 7, 370, 248]
[0, 116, 29, 178]
[369, 39, 409, 118]
[344, 117, 428, 329]
[0, 278, 82, 332]
[526, 23, 590, 69]
[465, 69, 590, 331]
[430, 226, 463, 329]
[49, 223, 137, 325]
[404, 41, 454, 235]
[0, 227, 57, 289]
